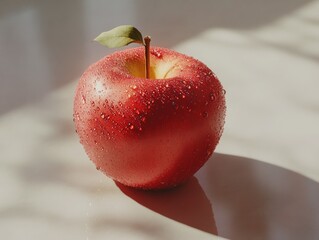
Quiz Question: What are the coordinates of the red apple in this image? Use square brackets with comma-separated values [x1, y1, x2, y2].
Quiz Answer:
[74, 45, 225, 190]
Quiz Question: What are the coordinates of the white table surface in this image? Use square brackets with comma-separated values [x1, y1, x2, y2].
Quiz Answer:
[1, 1, 319, 239]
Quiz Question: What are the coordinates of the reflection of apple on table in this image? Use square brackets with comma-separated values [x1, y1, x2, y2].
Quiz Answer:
[73, 25, 226, 190]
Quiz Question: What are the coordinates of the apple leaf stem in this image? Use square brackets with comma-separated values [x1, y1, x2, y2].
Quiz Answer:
[94, 25, 152, 79]
[144, 36, 151, 79]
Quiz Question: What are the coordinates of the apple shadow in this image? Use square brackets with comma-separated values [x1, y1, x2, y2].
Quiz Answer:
[197, 153, 319, 240]
[117, 153, 319, 239]
[116, 177, 218, 235]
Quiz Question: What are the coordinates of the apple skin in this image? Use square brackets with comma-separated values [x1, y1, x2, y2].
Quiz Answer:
[74, 46, 226, 190]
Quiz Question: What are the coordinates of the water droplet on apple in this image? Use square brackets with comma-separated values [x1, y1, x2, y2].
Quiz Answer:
[202, 112, 208, 118]
[182, 94, 186, 99]
[94, 118, 98, 122]
[100, 113, 105, 119]
[165, 83, 169, 88]
[91, 101, 95, 107]
[74, 112, 81, 121]
[210, 93, 215, 101]
[129, 125, 134, 130]
[141, 116, 146, 122]
[152, 49, 162, 58]
[131, 85, 137, 90]
[94, 140, 98, 144]
[222, 89, 226, 95]
[187, 85, 191, 89]
[81, 95, 86, 104]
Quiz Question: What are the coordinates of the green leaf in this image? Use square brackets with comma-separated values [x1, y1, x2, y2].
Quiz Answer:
[94, 25, 144, 48]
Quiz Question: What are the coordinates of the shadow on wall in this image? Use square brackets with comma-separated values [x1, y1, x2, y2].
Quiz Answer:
[135, 0, 313, 47]
[0, 0, 86, 114]
[119, 153, 319, 239]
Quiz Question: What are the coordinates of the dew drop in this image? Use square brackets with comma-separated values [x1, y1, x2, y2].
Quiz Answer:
[129, 125, 134, 130]
[75, 112, 81, 121]
[165, 83, 169, 88]
[94, 140, 98, 144]
[187, 85, 191, 89]
[81, 95, 86, 104]
[222, 89, 226, 95]
[100, 113, 105, 119]
[141, 116, 146, 122]
[91, 101, 95, 107]
[210, 93, 215, 101]
[182, 94, 186, 99]
[152, 49, 162, 58]
[131, 85, 137, 90]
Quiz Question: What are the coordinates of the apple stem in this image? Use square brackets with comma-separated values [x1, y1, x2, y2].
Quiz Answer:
[144, 36, 151, 79]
